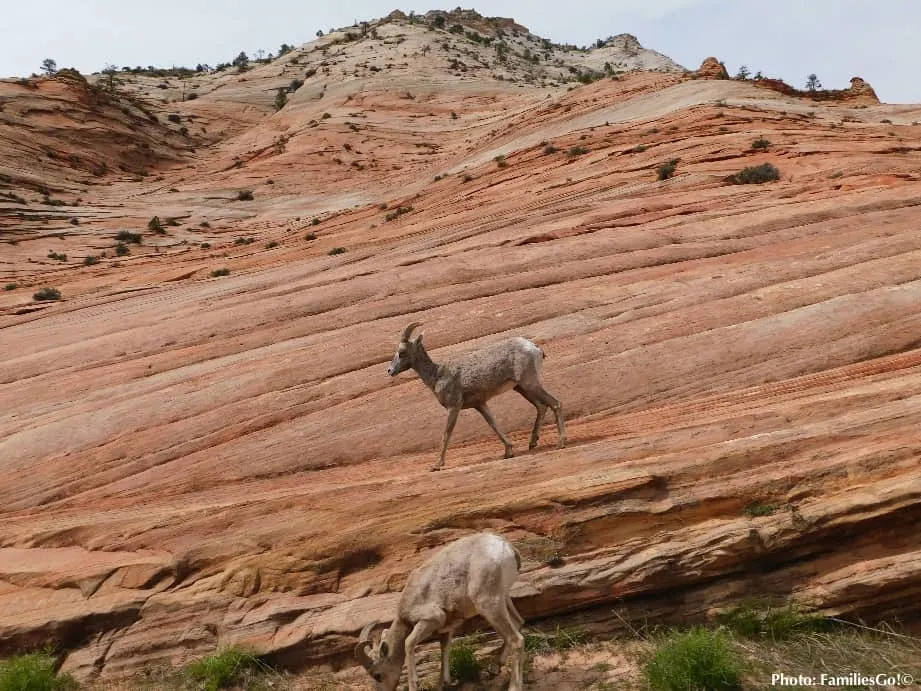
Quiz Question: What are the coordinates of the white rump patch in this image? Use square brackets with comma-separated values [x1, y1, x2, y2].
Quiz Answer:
[516, 337, 542, 357]
[483, 533, 513, 563]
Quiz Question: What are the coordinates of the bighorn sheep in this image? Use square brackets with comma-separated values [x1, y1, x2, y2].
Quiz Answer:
[387, 322, 566, 471]
[355, 532, 525, 691]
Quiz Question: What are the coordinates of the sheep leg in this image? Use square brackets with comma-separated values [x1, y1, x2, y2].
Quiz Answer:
[514, 385, 547, 450]
[433, 406, 461, 471]
[518, 381, 566, 449]
[496, 596, 525, 665]
[475, 403, 514, 458]
[480, 600, 525, 691]
[438, 630, 455, 688]
[404, 618, 442, 691]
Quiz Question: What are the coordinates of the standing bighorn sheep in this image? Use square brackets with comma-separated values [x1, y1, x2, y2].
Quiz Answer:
[387, 322, 566, 471]
[355, 532, 525, 691]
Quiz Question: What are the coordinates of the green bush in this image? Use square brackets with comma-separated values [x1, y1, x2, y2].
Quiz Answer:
[115, 230, 142, 244]
[305, 232, 317, 241]
[328, 247, 346, 255]
[0, 652, 76, 691]
[728, 162, 780, 185]
[211, 268, 230, 277]
[449, 642, 481, 683]
[236, 190, 254, 201]
[33, 287, 61, 301]
[644, 627, 743, 691]
[4, 283, 17, 291]
[567, 145, 589, 158]
[657, 158, 679, 180]
[82, 255, 100, 266]
[184, 647, 263, 691]
[47, 251, 67, 262]
[751, 137, 771, 149]
[147, 216, 164, 233]
[115, 242, 130, 256]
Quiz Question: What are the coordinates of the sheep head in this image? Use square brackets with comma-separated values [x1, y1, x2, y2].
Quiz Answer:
[387, 322, 423, 376]
[355, 623, 404, 690]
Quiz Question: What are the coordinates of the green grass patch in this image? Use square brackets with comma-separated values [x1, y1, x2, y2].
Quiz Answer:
[743, 502, 780, 517]
[643, 626, 743, 691]
[183, 647, 266, 691]
[524, 625, 589, 654]
[0, 651, 76, 691]
[449, 641, 482, 683]
[719, 601, 832, 640]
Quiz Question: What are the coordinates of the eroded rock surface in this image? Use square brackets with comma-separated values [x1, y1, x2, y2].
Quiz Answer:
[1, 13, 921, 684]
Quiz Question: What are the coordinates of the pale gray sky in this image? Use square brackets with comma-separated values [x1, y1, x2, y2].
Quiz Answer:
[3, 0, 918, 103]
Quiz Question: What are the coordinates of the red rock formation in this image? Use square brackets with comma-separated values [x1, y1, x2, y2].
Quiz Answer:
[693, 56, 729, 79]
[0, 23, 918, 686]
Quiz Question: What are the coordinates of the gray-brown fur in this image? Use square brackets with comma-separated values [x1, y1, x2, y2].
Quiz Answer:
[355, 532, 525, 691]
[387, 322, 567, 471]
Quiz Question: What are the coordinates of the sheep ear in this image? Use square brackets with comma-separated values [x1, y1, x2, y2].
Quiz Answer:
[379, 640, 389, 659]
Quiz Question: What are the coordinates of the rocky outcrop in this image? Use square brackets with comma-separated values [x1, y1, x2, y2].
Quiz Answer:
[693, 56, 729, 79]
[752, 75, 881, 105]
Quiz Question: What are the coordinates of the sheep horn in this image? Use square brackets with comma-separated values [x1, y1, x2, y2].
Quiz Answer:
[401, 322, 423, 341]
[355, 622, 377, 669]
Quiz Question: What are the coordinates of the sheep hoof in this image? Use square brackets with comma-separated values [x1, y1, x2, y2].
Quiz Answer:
[504, 449, 515, 459]
[430, 465, 442, 472]
[528, 441, 538, 450]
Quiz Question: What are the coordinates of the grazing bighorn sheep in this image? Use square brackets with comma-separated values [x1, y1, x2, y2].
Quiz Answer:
[355, 532, 525, 691]
[387, 322, 566, 471]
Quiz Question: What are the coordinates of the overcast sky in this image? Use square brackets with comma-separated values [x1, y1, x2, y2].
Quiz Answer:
[3, 0, 918, 103]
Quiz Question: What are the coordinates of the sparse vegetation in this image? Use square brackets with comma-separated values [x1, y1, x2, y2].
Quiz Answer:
[274, 88, 288, 111]
[751, 137, 771, 149]
[494, 154, 509, 168]
[728, 162, 780, 185]
[115, 231, 142, 244]
[183, 647, 264, 691]
[321, 112, 331, 119]
[567, 145, 589, 158]
[805, 73, 822, 92]
[643, 627, 743, 691]
[449, 641, 482, 683]
[719, 601, 832, 640]
[211, 268, 230, 277]
[524, 626, 589, 654]
[266, 241, 279, 249]
[236, 190, 254, 201]
[543, 144, 558, 154]
[305, 232, 317, 241]
[328, 247, 346, 255]
[33, 287, 61, 301]
[82, 255, 100, 266]
[743, 501, 779, 517]
[147, 216, 164, 233]
[0, 651, 76, 691]
[385, 205, 413, 221]
[200, 242, 211, 249]
[46, 251, 67, 262]
[115, 242, 130, 256]
[632, 144, 648, 153]
[234, 237, 255, 245]
[657, 158, 680, 181]
[4, 283, 17, 291]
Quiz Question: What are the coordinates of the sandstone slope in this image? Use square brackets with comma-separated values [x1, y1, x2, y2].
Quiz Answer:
[1, 11, 921, 685]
